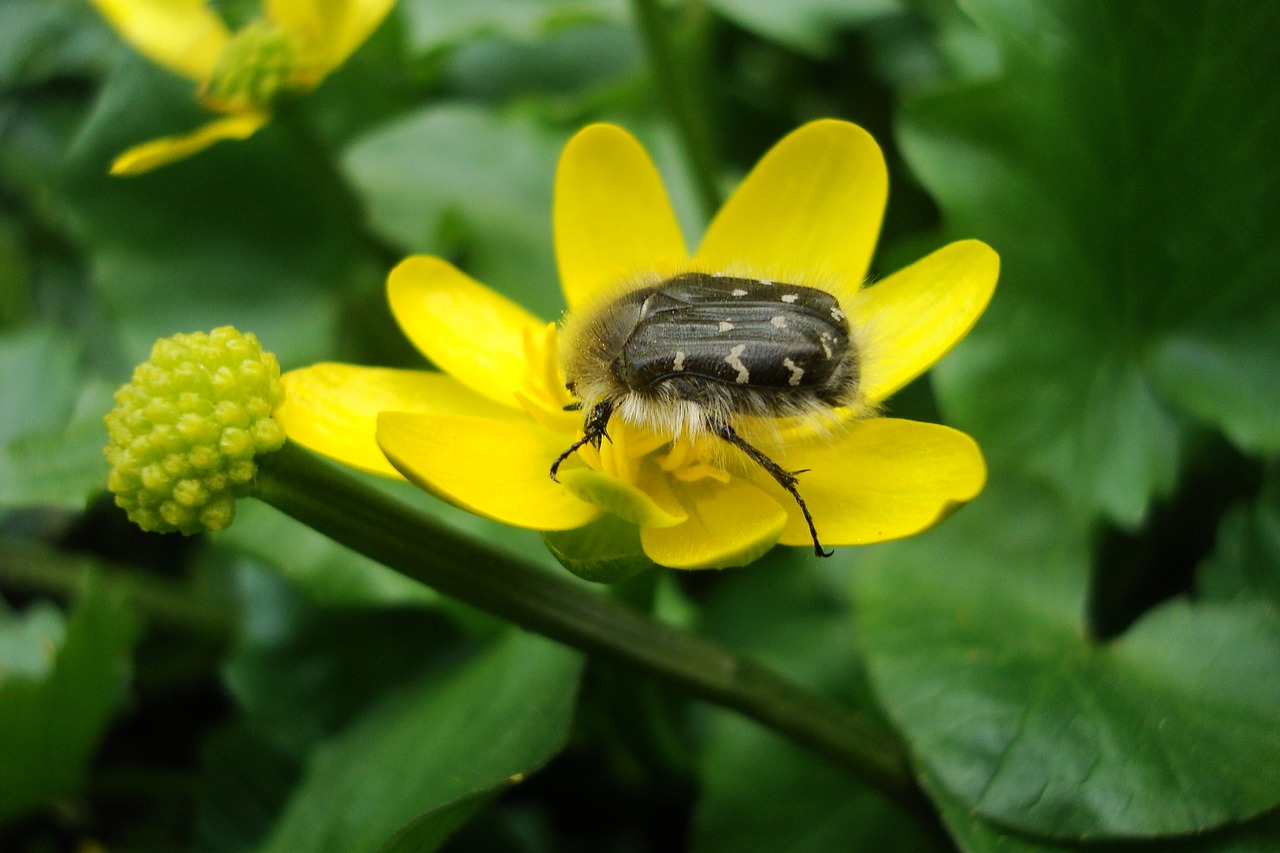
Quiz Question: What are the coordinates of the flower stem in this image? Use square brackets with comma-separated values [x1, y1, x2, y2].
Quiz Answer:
[254, 443, 933, 818]
[0, 536, 235, 639]
[631, 0, 722, 220]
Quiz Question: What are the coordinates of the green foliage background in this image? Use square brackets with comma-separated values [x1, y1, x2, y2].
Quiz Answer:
[2, 0, 1278, 850]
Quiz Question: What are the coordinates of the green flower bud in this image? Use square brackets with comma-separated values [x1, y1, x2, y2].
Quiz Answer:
[104, 327, 286, 534]
[200, 20, 315, 113]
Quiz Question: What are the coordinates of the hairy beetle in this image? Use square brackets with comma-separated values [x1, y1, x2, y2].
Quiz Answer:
[550, 271, 865, 558]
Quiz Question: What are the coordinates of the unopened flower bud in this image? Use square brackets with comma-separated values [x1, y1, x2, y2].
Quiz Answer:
[104, 327, 285, 534]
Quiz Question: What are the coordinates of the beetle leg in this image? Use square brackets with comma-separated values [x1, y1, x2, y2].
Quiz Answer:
[711, 420, 833, 558]
[550, 399, 614, 482]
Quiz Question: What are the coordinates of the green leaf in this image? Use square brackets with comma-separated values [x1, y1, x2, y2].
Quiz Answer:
[1150, 319, 1280, 456]
[1198, 474, 1280, 611]
[442, 21, 642, 103]
[694, 713, 943, 853]
[542, 513, 654, 583]
[221, 565, 455, 754]
[928, 771, 1280, 853]
[703, 0, 902, 57]
[0, 324, 80, 450]
[0, 329, 117, 509]
[901, 0, 1280, 525]
[4, 379, 114, 510]
[63, 55, 371, 368]
[342, 104, 566, 319]
[0, 573, 142, 824]
[851, 479, 1280, 840]
[377, 795, 493, 853]
[400, 0, 626, 55]
[0, 0, 113, 86]
[259, 631, 581, 852]
[693, 551, 939, 853]
[195, 724, 302, 853]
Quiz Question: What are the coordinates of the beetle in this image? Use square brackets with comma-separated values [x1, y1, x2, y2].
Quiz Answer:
[550, 271, 865, 558]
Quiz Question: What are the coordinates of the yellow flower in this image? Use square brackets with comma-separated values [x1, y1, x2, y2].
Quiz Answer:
[89, 0, 395, 175]
[276, 120, 999, 570]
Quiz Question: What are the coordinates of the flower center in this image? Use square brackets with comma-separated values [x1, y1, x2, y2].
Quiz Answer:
[515, 324, 732, 487]
[200, 21, 319, 112]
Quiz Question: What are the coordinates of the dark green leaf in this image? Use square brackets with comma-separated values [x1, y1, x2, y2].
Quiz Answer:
[693, 551, 937, 853]
[0, 324, 80, 450]
[4, 379, 113, 509]
[259, 631, 581, 852]
[851, 479, 1280, 839]
[195, 724, 302, 853]
[342, 104, 566, 319]
[902, 0, 1280, 525]
[442, 22, 642, 103]
[0, 573, 141, 824]
[63, 56, 372, 368]
[0, 0, 113, 86]
[704, 0, 902, 57]
[378, 794, 493, 853]
[1199, 473, 1280, 611]
[220, 565, 455, 753]
[400, 0, 626, 56]
[929, 772, 1280, 853]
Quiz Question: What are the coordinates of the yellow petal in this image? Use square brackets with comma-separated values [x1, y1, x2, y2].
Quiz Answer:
[88, 0, 230, 81]
[377, 412, 603, 530]
[266, 0, 394, 70]
[554, 124, 689, 308]
[387, 256, 544, 407]
[640, 476, 787, 570]
[696, 119, 886, 290]
[109, 112, 270, 176]
[765, 418, 986, 547]
[853, 240, 999, 403]
[277, 363, 520, 478]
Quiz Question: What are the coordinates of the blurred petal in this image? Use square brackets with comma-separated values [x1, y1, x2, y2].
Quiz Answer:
[555, 124, 688, 308]
[377, 412, 603, 530]
[277, 363, 519, 478]
[766, 418, 986, 547]
[109, 112, 269, 176]
[853, 240, 999, 403]
[558, 468, 686, 528]
[267, 0, 394, 69]
[387, 256, 544, 406]
[88, 0, 229, 81]
[640, 477, 787, 570]
[696, 120, 886, 288]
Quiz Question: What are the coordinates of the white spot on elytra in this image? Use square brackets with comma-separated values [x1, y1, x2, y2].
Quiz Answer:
[731, 288, 748, 297]
[724, 344, 749, 384]
[760, 278, 774, 285]
[782, 357, 804, 386]
[673, 351, 686, 371]
[718, 320, 735, 332]
[830, 306, 846, 321]
[781, 293, 799, 303]
[712, 271, 725, 278]
[770, 315, 787, 329]
[819, 336, 833, 359]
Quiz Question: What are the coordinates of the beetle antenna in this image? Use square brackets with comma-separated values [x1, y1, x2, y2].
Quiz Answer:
[711, 420, 833, 558]
[550, 400, 614, 482]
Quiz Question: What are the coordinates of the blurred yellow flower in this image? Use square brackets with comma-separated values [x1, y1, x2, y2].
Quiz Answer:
[89, 0, 395, 175]
[276, 120, 999, 569]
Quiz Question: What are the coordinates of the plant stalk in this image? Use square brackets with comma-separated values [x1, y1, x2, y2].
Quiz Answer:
[254, 443, 932, 819]
[631, 0, 722, 219]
